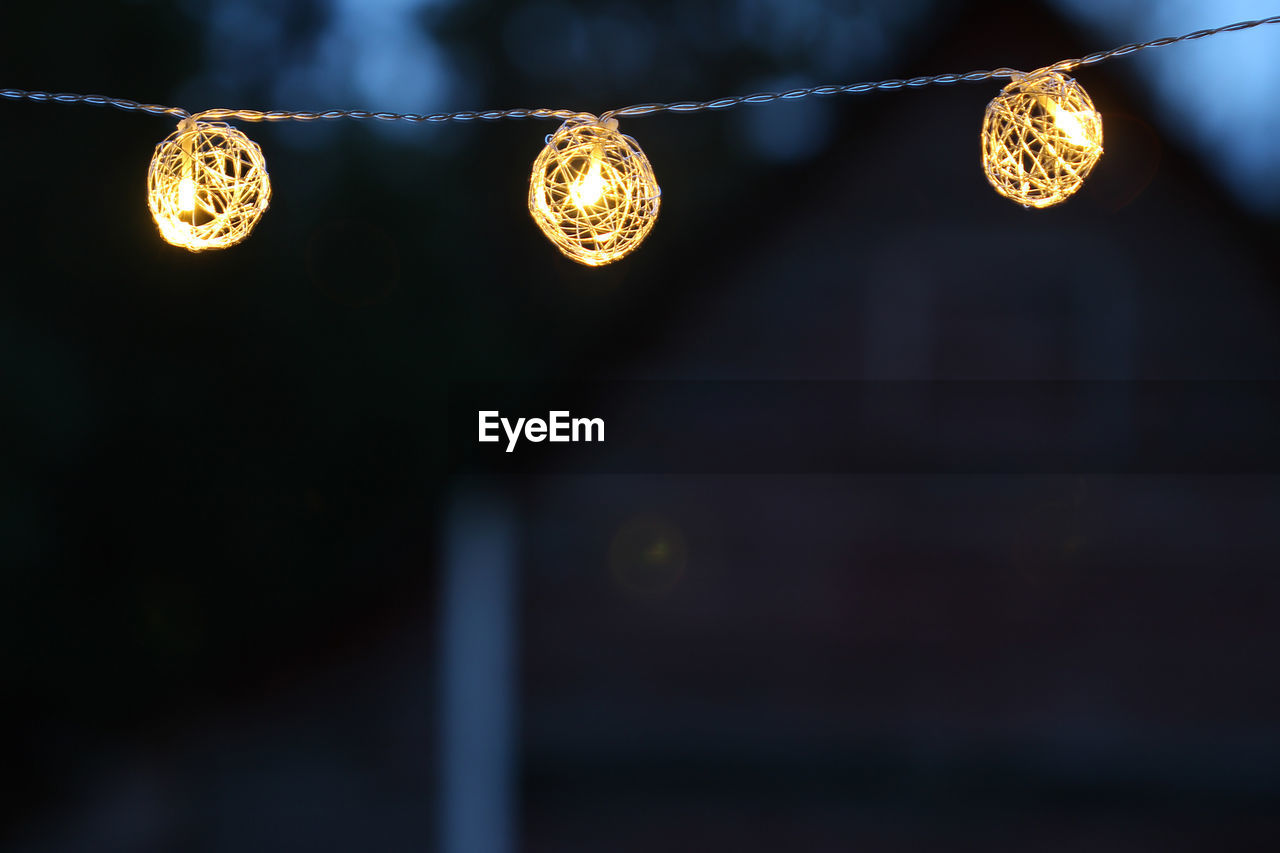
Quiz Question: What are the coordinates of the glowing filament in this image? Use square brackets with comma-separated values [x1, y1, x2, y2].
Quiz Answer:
[571, 152, 607, 209]
[1046, 98, 1093, 149]
[177, 176, 197, 213]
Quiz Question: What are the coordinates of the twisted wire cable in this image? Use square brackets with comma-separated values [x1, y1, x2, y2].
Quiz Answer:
[0, 90, 192, 119]
[3, 14, 1279, 125]
[601, 13, 1280, 120]
[0, 89, 592, 124]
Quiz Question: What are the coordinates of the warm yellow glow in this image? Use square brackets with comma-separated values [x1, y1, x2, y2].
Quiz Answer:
[147, 120, 271, 251]
[528, 117, 661, 266]
[609, 515, 687, 597]
[177, 176, 197, 212]
[981, 69, 1103, 208]
[1047, 98, 1091, 148]
[570, 151, 606, 209]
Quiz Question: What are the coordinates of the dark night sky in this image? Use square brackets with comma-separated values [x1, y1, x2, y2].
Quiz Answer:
[3, 2, 1280, 850]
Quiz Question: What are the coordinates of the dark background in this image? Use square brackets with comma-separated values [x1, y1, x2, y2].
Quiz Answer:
[3, 1, 1279, 850]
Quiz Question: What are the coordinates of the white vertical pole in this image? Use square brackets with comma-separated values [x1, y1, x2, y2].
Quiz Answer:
[438, 489, 517, 853]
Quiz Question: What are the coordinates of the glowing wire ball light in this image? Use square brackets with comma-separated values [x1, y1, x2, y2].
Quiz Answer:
[147, 119, 271, 251]
[529, 116, 661, 266]
[982, 69, 1103, 208]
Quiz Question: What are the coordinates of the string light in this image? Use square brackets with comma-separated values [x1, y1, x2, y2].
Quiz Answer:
[528, 116, 661, 266]
[3, 14, 1277, 259]
[981, 69, 1103, 208]
[147, 118, 271, 251]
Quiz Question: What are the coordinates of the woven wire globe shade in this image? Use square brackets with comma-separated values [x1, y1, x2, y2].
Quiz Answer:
[147, 120, 271, 251]
[528, 118, 661, 266]
[982, 69, 1103, 208]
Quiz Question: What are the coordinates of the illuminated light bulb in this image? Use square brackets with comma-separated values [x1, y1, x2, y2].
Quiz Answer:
[570, 150, 607, 209]
[981, 68, 1103, 208]
[177, 176, 197, 212]
[528, 116, 661, 266]
[147, 119, 271, 251]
